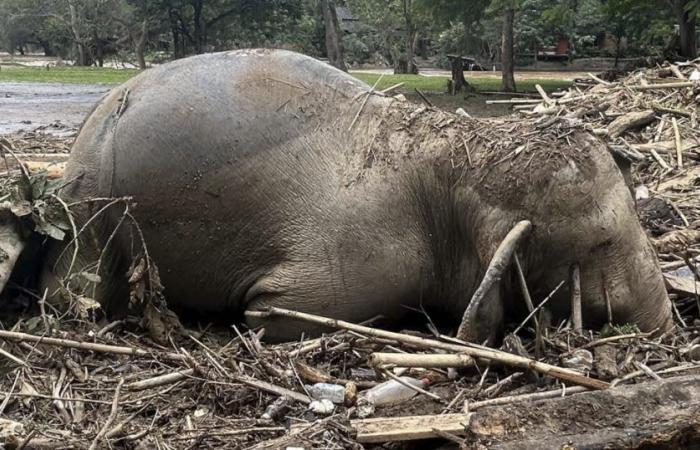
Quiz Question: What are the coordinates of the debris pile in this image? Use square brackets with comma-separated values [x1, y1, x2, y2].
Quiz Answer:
[0, 64, 698, 448]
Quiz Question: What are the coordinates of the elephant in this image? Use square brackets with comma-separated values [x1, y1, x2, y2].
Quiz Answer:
[40, 49, 673, 343]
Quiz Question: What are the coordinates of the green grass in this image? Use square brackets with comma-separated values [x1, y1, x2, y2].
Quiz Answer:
[0, 66, 140, 84]
[352, 72, 572, 93]
[0, 64, 572, 93]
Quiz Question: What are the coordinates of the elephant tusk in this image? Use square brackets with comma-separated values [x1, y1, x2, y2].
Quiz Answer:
[569, 263, 582, 331]
[456, 220, 533, 342]
[0, 211, 25, 296]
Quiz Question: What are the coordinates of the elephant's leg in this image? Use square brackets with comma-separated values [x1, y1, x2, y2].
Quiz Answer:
[243, 263, 414, 342]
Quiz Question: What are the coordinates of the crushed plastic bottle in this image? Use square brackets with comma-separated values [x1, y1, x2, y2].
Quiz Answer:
[359, 377, 428, 408]
[305, 383, 345, 404]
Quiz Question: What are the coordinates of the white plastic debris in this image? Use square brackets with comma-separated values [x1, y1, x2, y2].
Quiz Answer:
[562, 349, 593, 373]
[689, 69, 700, 81]
[358, 377, 426, 408]
[309, 399, 335, 415]
[305, 383, 345, 404]
[635, 185, 650, 200]
[455, 108, 471, 118]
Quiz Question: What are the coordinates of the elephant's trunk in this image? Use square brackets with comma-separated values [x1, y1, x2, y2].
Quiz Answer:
[579, 233, 673, 332]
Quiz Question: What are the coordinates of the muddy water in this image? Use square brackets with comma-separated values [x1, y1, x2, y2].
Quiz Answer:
[0, 82, 110, 135]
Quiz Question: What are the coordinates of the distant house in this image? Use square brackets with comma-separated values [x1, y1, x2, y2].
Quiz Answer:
[538, 36, 570, 61]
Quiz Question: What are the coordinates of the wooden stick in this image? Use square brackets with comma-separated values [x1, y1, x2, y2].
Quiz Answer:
[569, 264, 582, 331]
[247, 307, 609, 390]
[234, 375, 311, 404]
[631, 81, 699, 90]
[88, 378, 124, 450]
[650, 148, 672, 170]
[535, 84, 554, 105]
[512, 280, 565, 335]
[670, 64, 687, 80]
[588, 72, 611, 85]
[457, 220, 532, 342]
[513, 254, 537, 328]
[380, 82, 404, 95]
[415, 88, 433, 107]
[370, 353, 474, 368]
[485, 98, 542, 105]
[672, 117, 683, 168]
[0, 346, 27, 367]
[349, 74, 384, 131]
[0, 330, 186, 362]
[126, 369, 195, 391]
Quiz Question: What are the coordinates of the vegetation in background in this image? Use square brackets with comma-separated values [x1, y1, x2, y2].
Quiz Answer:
[0, 0, 697, 91]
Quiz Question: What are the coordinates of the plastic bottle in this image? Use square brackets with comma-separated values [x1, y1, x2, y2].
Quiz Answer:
[305, 383, 346, 404]
[359, 377, 428, 407]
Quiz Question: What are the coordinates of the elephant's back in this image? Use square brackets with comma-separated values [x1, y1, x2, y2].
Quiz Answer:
[62, 50, 373, 312]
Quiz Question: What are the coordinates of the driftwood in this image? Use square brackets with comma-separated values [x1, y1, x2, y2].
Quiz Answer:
[608, 110, 656, 138]
[348, 374, 700, 446]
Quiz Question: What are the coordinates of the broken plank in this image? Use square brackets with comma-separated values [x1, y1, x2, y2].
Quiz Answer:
[351, 413, 471, 443]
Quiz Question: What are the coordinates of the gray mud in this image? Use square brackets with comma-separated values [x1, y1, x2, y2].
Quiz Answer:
[0, 82, 110, 135]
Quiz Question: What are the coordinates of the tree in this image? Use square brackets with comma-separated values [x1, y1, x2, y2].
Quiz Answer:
[488, 0, 520, 92]
[319, 0, 347, 70]
[672, 0, 697, 58]
[346, 0, 426, 73]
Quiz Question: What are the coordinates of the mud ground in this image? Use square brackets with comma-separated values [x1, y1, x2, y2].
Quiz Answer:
[0, 82, 109, 135]
[0, 81, 515, 138]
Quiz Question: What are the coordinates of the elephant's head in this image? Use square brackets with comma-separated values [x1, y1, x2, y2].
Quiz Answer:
[460, 131, 672, 342]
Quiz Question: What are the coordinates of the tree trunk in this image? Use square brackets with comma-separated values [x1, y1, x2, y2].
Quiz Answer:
[675, 0, 697, 59]
[403, 0, 418, 74]
[169, 10, 184, 59]
[448, 55, 470, 94]
[320, 0, 347, 71]
[38, 39, 55, 57]
[68, 1, 88, 66]
[135, 19, 148, 70]
[501, 6, 516, 92]
[192, 0, 205, 54]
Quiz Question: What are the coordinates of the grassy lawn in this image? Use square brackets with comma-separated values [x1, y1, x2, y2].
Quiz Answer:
[0, 64, 572, 94]
[0, 66, 140, 84]
[352, 72, 572, 93]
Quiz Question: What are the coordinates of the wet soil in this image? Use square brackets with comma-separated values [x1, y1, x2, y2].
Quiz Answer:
[0, 82, 109, 135]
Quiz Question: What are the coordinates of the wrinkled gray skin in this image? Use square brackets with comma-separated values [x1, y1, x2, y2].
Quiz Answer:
[43, 49, 673, 342]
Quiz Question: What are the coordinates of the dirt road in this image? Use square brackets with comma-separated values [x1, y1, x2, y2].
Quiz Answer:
[0, 82, 109, 135]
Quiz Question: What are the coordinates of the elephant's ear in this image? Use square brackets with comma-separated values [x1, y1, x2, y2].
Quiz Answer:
[610, 151, 635, 199]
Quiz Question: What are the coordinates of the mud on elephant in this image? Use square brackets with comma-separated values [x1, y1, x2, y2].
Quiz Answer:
[34, 49, 672, 343]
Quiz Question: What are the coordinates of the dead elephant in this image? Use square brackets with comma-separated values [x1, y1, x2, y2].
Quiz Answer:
[38, 49, 672, 343]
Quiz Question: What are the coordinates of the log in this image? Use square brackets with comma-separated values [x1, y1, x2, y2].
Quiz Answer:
[608, 110, 656, 138]
[347, 374, 700, 446]
[468, 374, 700, 449]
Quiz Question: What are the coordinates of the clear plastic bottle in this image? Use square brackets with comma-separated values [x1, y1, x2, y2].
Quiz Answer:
[359, 377, 428, 407]
[305, 383, 346, 404]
